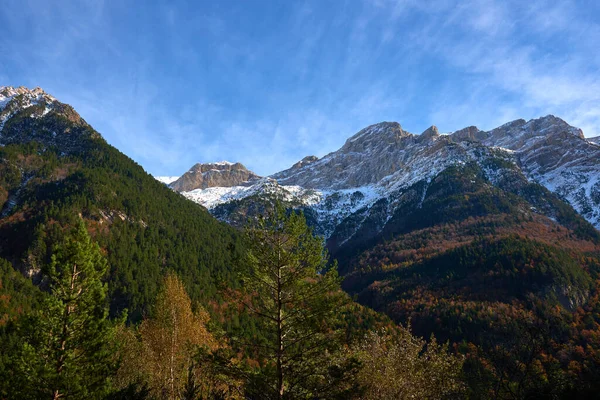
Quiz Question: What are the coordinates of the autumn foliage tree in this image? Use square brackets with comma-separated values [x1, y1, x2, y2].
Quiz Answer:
[114, 272, 238, 399]
[352, 329, 465, 399]
[141, 273, 218, 398]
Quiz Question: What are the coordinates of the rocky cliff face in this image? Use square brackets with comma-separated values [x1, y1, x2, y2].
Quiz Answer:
[270, 120, 487, 192]
[169, 161, 261, 192]
[465, 116, 600, 227]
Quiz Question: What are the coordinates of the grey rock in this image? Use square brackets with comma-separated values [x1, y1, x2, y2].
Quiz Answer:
[587, 136, 600, 144]
[170, 162, 261, 191]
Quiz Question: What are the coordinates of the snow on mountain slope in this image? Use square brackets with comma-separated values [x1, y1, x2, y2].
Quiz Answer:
[182, 178, 318, 209]
[154, 176, 180, 185]
[169, 115, 600, 237]
[0, 86, 97, 153]
[0, 86, 58, 133]
[175, 123, 515, 238]
[588, 136, 600, 145]
[477, 116, 600, 227]
[183, 177, 385, 237]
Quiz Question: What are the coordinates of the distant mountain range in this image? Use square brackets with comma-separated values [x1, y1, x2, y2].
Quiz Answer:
[2, 85, 597, 266]
[156, 111, 600, 364]
[161, 115, 600, 243]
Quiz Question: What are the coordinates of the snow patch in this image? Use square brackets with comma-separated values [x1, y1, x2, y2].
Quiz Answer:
[0, 86, 57, 133]
[154, 176, 180, 185]
[182, 179, 385, 237]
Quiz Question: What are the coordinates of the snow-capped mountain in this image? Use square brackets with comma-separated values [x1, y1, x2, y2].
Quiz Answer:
[0, 86, 100, 152]
[170, 115, 600, 239]
[474, 116, 600, 228]
[0, 86, 57, 132]
[2, 85, 597, 262]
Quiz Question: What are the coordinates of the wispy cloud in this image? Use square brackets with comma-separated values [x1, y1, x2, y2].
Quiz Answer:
[1, 0, 599, 176]
[367, 0, 600, 134]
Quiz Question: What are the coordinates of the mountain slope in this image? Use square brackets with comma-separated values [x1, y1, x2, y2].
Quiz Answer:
[154, 176, 180, 185]
[477, 116, 600, 227]
[0, 86, 244, 321]
[586, 135, 600, 144]
[3, 85, 600, 394]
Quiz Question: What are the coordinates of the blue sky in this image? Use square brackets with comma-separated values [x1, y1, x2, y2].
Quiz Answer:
[1, 0, 600, 176]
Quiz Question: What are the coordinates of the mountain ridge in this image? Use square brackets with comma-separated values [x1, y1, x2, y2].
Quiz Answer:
[167, 115, 600, 240]
[0, 85, 101, 154]
[170, 160, 261, 192]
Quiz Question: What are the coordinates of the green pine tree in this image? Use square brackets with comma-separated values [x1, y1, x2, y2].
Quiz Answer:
[236, 203, 358, 400]
[15, 220, 116, 400]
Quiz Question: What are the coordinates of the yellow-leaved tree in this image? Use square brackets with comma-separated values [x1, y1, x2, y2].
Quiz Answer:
[140, 273, 218, 398]
[353, 328, 465, 399]
[115, 272, 237, 399]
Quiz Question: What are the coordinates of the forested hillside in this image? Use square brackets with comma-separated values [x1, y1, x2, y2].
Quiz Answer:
[0, 88, 468, 399]
[338, 164, 600, 397]
[0, 93, 245, 322]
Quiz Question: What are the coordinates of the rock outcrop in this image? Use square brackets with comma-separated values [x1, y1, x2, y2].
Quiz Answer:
[169, 161, 261, 192]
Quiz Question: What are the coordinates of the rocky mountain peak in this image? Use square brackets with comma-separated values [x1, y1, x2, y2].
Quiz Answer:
[188, 161, 249, 174]
[419, 125, 440, 142]
[1, 86, 58, 132]
[170, 161, 261, 192]
[0, 85, 98, 152]
[484, 115, 584, 150]
[166, 114, 600, 232]
[541, 115, 584, 139]
[271, 120, 467, 190]
[450, 125, 484, 142]
[290, 155, 319, 170]
[0, 85, 55, 103]
[340, 122, 409, 152]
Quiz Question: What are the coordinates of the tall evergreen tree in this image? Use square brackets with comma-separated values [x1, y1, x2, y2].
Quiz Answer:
[15, 220, 116, 400]
[236, 203, 356, 399]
